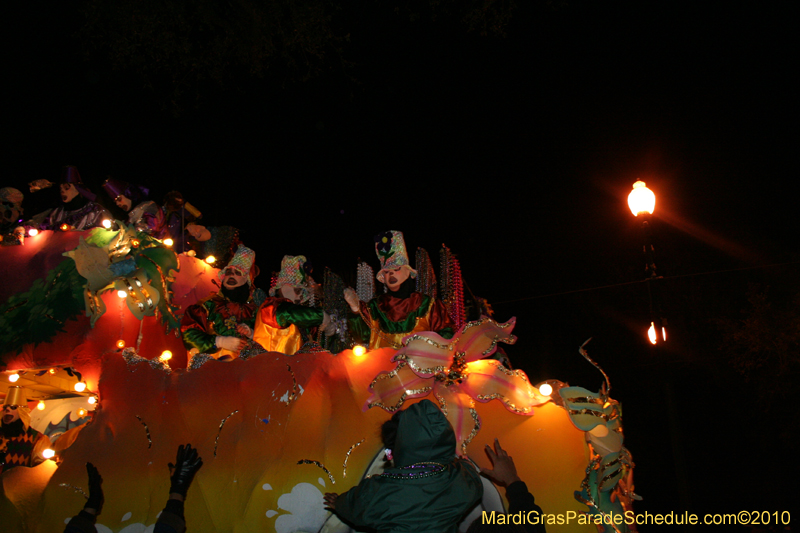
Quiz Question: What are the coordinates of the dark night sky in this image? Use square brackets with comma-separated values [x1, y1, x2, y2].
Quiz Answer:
[8, 0, 798, 519]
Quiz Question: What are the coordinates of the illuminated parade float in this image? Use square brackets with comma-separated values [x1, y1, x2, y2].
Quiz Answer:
[1, 222, 639, 532]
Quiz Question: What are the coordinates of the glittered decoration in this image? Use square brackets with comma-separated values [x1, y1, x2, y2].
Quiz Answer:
[121, 347, 172, 374]
[297, 459, 336, 484]
[238, 340, 269, 361]
[342, 439, 365, 479]
[284, 363, 300, 403]
[374, 231, 417, 283]
[355, 262, 375, 303]
[323, 267, 348, 349]
[414, 247, 437, 299]
[269, 255, 310, 298]
[295, 341, 329, 355]
[58, 483, 89, 499]
[135, 415, 152, 448]
[213, 410, 240, 457]
[219, 244, 256, 285]
[188, 352, 216, 370]
[439, 245, 465, 329]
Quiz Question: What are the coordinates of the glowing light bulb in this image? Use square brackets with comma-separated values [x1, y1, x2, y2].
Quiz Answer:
[74, 382, 87, 392]
[538, 383, 553, 396]
[117, 290, 128, 298]
[662, 327, 667, 341]
[648, 322, 657, 345]
[205, 255, 216, 264]
[353, 345, 366, 357]
[88, 396, 97, 405]
[60, 223, 71, 231]
[28, 228, 39, 236]
[77, 408, 87, 417]
[186, 250, 196, 257]
[159, 350, 173, 362]
[42, 448, 55, 459]
[628, 180, 656, 216]
[48, 368, 57, 375]
[102, 219, 112, 229]
[163, 238, 174, 247]
[37, 400, 46, 410]
[9, 373, 20, 383]
[131, 239, 140, 247]
[116, 339, 126, 349]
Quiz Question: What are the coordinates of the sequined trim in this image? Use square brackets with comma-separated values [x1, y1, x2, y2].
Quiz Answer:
[214, 410, 239, 457]
[342, 439, 364, 478]
[298, 459, 336, 484]
[376, 461, 447, 480]
[135, 415, 152, 448]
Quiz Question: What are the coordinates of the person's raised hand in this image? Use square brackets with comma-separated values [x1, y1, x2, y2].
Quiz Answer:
[168, 444, 203, 499]
[480, 438, 522, 487]
[84, 462, 104, 515]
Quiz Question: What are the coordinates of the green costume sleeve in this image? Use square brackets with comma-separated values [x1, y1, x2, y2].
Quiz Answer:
[275, 302, 324, 329]
[347, 308, 372, 345]
[182, 329, 218, 354]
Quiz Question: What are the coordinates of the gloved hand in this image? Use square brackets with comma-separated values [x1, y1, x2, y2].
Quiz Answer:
[85, 462, 104, 514]
[168, 444, 203, 498]
[215, 335, 244, 353]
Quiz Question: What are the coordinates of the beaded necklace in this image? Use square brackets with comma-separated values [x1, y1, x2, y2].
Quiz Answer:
[376, 461, 448, 480]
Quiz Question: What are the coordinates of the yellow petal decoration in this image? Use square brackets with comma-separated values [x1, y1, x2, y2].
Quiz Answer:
[462, 359, 547, 415]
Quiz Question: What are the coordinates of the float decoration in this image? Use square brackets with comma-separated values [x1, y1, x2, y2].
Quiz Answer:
[0, 260, 84, 355]
[558, 339, 641, 533]
[365, 317, 549, 453]
[65, 225, 181, 329]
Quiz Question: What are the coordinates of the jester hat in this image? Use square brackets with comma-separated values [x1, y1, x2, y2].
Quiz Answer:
[61, 165, 97, 201]
[269, 255, 312, 301]
[102, 176, 149, 204]
[374, 230, 417, 284]
[3, 386, 33, 431]
[219, 244, 257, 286]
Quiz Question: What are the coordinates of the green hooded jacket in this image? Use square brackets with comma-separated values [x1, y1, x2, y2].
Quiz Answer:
[335, 400, 483, 532]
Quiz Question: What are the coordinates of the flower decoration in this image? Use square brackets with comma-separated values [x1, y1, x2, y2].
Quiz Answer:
[374, 231, 394, 257]
[364, 317, 550, 454]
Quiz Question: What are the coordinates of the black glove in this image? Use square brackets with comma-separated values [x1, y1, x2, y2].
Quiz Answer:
[168, 444, 203, 497]
[85, 462, 104, 514]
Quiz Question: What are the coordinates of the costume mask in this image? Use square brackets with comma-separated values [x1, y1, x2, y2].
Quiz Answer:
[383, 266, 411, 292]
[279, 284, 306, 304]
[61, 183, 79, 203]
[115, 194, 133, 211]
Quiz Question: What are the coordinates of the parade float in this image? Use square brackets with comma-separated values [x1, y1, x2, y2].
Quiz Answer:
[1, 225, 639, 533]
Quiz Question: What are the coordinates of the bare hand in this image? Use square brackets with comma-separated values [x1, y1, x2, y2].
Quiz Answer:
[323, 492, 339, 510]
[321, 312, 336, 337]
[480, 438, 522, 487]
[343, 288, 359, 313]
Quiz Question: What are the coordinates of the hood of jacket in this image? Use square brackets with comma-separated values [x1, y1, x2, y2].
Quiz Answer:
[392, 399, 456, 468]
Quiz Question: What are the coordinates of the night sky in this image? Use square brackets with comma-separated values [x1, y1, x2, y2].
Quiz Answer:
[8, 0, 797, 521]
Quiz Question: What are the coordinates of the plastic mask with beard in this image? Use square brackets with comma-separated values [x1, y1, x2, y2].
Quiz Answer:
[115, 194, 132, 212]
[220, 267, 250, 303]
[279, 284, 306, 304]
